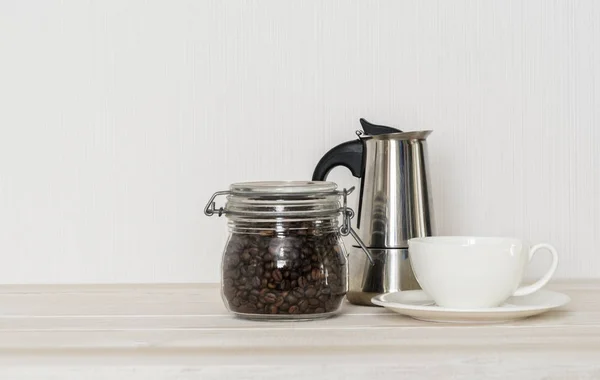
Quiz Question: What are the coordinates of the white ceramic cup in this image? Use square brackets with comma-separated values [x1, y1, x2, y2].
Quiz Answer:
[407, 236, 559, 309]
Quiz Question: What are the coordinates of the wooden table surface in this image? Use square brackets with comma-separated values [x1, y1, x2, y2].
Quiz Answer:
[0, 280, 598, 379]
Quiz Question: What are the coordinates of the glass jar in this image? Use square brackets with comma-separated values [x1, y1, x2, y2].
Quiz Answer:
[205, 181, 365, 320]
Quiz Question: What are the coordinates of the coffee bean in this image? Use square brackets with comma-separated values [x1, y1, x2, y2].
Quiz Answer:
[274, 296, 284, 307]
[227, 268, 241, 280]
[298, 299, 309, 312]
[286, 294, 298, 304]
[221, 227, 347, 317]
[292, 287, 304, 298]
[226, 240, 242, 253]
[264, 292, 277, 304]
[305, 286, 317, 298]
[311, 268, 321, 281]
[278, 279, 290, 291]
[226, 254, 240, 267]
[238, 304, 257, 313]
[223, 286, 235, 299]
[298, 276, 308, 288]
[272, 269, 283, 282]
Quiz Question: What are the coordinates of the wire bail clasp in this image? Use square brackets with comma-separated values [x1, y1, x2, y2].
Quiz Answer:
[204, 191, 230, 217]
[340, 187, 374, 265]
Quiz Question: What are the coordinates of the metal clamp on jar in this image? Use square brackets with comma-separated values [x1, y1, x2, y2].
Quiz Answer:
[205, 181, 373, 320]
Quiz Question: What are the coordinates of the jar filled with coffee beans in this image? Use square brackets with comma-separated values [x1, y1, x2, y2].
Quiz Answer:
[205, 181, 369, 320]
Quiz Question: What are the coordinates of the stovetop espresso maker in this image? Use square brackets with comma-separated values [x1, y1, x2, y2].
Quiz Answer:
[312, 119, 435, 306]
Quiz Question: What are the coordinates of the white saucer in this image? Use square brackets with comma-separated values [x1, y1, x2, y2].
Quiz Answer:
[371, 289, 570, 323]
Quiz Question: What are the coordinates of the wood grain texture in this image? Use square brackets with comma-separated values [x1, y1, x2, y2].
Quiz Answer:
[0, 281, 599, 379]
[0, 1, 598, 284]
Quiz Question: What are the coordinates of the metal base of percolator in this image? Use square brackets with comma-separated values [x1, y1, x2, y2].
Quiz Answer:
[346, 245, 421, 306]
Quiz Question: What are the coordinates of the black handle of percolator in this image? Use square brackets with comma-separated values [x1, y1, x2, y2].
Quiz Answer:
[311, 140, 363, 181]
[311, 118, 402, 181]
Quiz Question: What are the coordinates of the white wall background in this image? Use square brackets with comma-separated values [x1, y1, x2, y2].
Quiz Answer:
[0, 0, 598, 284]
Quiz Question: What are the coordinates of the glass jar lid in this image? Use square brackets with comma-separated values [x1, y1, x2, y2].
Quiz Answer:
[229, 180, 338, 195]
[223, 180, 342, 221]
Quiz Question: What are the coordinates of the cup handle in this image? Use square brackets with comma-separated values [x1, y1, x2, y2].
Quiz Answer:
[513, 243, 559, 297]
